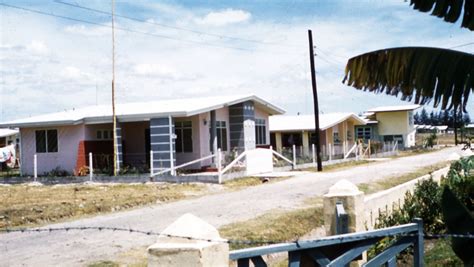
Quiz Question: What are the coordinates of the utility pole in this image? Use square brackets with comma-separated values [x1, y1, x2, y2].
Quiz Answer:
[111, 0, 118, 176]
[308, 29, 322, 171]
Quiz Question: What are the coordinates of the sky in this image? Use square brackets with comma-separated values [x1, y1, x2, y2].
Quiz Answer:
[0, 0, 473, 122]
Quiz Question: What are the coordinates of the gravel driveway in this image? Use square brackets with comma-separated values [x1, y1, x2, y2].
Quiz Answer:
[0, 146, 461, 266]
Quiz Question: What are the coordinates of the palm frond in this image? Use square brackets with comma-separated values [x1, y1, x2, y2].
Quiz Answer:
[342, 47, 474, 111]
[410, 0, 474, 31]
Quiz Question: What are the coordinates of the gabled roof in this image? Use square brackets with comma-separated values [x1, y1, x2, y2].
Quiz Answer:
[0, 95, 285, 128]
[367, 104, 421, 113]
[0, 128, 19, 138]
[269, 113, 366, 132]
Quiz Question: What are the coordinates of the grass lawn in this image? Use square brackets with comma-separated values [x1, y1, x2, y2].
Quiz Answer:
[0, 183, 208, 229]
[0, 168, 20, 178]
[357, 161, 449, 194]
[424, 239, 463, 266]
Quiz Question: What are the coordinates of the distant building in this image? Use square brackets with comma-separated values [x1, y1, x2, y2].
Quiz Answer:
[415, 125, 448, 134]
[0, 128, 19, 147]
[466, 124, 474, 136]
[269, 113, 366, 156]
[358, 105, 420, 148]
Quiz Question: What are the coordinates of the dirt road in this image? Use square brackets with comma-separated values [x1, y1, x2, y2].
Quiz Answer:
[0, 146, 462, 266]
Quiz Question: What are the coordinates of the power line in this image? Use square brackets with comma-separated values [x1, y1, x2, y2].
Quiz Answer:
[448, 42, 474, 49]
[0, 3, 255, 52]
[54, 0, 300, 48]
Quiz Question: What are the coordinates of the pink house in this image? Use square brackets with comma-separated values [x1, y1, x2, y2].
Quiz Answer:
[0, 95, 284, 176]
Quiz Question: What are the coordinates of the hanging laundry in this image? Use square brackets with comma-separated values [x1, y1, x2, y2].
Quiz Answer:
[0, 144, 16, 168]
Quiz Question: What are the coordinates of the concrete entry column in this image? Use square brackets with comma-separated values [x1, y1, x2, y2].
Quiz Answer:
[150, 117, 176, 174]
[229, 101, 255, 152]
[115, 122, 123, 173]
[210, 110, 217, 166]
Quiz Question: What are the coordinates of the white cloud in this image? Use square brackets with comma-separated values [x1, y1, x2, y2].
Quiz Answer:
[26, 40, 49, 55]
[195, 9, 251, 26]
[59, 66, 91, 80]
[64, 24, 110, 36]
[133, 63, 177, 77]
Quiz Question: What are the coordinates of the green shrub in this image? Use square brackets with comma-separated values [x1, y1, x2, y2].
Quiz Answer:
[370, 156, 474, 263]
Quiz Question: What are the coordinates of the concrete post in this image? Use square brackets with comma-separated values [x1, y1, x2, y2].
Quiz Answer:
[292, 144, 296, 169]
[33, 154, 37, 181]
[328, 143, 332, 161]
[217, 148, 222, 184]
[150, 150, 154, 177]
[323, 179, 365, 235]
[89, 152, 93, 181]
[147, 213, 229, 267]
[312, 143, 316, 166]
[323, 180, 366, 265]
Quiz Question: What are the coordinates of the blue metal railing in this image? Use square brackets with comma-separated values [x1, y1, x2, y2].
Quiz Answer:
[229, 219, 424, 267]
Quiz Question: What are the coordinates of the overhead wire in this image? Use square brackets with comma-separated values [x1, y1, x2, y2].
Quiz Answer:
[448, 42, 474, 49]
[0, 2, 295, 53]
[53, 0, 301, 48]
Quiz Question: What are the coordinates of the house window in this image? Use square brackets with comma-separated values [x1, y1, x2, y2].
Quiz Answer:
[255, 118, 267, 145]
[210, 121, 227, 151]
[175, 121, 193, 153]
[96, 130, 113, 140]
[333, 132, 341, 144]
[282, 133, 302, 147]
[408, 111, 414, 126]
[35, 129, 58, 153]
[356, 127, 372, 140]
[347, 130, 352, 141]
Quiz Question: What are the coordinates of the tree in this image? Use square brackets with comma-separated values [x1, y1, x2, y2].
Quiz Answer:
[342, 47, 474, 112]
[420, 108, 429, 124]
[410, 0, 474, 31]
[463, 112, 471, 124]
[414, 112, 420, 124]
[429, 111, 437, 125]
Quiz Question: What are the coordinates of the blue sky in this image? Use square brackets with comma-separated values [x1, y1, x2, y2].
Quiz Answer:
[0, 0, 473, 121]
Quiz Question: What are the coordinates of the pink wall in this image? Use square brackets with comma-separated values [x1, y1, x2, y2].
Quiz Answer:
[21, 124, 85, 176]
[84, 123, 112, 140]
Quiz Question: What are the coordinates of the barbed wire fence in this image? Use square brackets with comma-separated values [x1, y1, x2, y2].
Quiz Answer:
[1, 226, 473, 247]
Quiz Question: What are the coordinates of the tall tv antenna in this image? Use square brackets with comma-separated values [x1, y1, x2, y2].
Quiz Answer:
[111, 0, 118, 176]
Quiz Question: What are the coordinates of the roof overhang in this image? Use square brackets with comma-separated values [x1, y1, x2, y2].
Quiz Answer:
[0, 95, 285, 129]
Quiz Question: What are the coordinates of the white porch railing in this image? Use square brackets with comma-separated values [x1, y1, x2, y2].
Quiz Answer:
[150, 150, 222, 182]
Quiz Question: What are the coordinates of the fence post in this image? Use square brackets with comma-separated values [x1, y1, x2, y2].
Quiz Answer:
[89, 152, 93, 182]
[147, 213, 229, 267]
[150, 150, 154, 177]
[217, 148, 222, 184]
[33, 154, 37, 181]
[368, 139, 371, 158]
[312, 143, 316, 166]
[323, 180, 366, 264]
[413, 218, 424, 267]
[328, 143, 332, 161]
[292, 144, 296, 169]
[323, 179, 365, 234]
